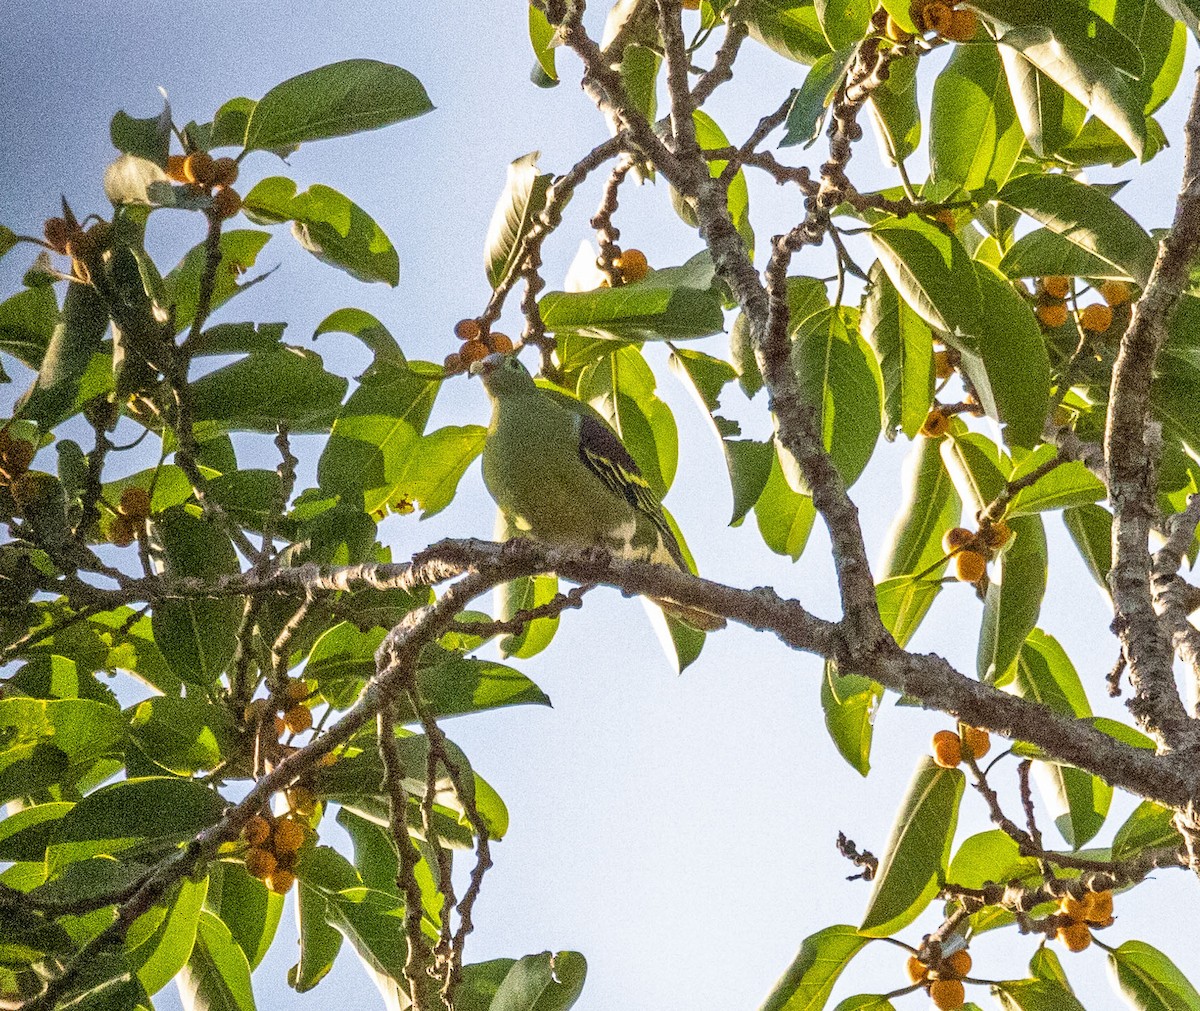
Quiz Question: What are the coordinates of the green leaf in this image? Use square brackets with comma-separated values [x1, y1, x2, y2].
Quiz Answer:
[110, 100, 172, 165]
[724, 438, 775, 525]
[0, 285, 58, 369]
[177, 910, 256, 1011]
[191, 347, 348, 432]
[243, 60, 433, 151]
[128, 876, 208, 996]
[1108, 940, 1200, 1011]
[949, 830, 1036, 889]
[754, 447, 817, 559]
[1030, 946, 1071, 987]
[187, 321, 287, 357]
[1007, 446, 1106, 515]
[242, 177, 399, 285]
[0, 698, 126, 805]
[978, 514, 1048, 684]
[126, 696, 239, 775]
[150, 507, 242, 686]
[744, 0, 833, 64]
[999, 49, 1086, 159]
[877, 575, 941, 647]
[211, 860, 283, 971]
[314, 307, 402, 358]
[880, 435, 962, 581]
[47, 777, 224, 874]
[993, 978, 1087, 1011]
[996, 27, 1147, 157]
[931, 43, 1024, 191]
[0, 800, 73, 861]
[821, 661, 881, 776]
[164, 230, 273, 334]
[1112, 801, 1181, 861]
[860, 757, 964, 936]
[868, 55, 920, 166]
[291, 876, 342, 992]
[860, 261, 934, 440]
[485, 152, 553, 290]
[759, 924, 871, 1011]
[0, 224, 18, 263]
[998, 226, 1128, 281]
[1011, 630, 1110, 846]
[782, 46, 857, 147]
[540, 252, 725, 341]
[996, 173, 1156, 285]
[833, 998, 895, 1011]
[487, 951, 588, 1011]
[16, 283, 109, 429]
[869, 217, 983, 336]
[787, 307, 882, 487]
[1062, 503, 1113, 591]
[209, 97, 257, 148]
[943, 430, 1012, 511]
[529, 4, 559, 82]
[816, 0, 872, 47]
[961, 263, 1050, 449]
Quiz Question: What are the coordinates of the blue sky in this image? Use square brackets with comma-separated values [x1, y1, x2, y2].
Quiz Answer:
[3, 3, 1200, 1008]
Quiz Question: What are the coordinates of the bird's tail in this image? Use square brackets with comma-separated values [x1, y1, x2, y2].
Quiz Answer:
[653, 598, 727, 632]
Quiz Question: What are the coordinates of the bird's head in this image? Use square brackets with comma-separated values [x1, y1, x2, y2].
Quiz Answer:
[469, 352, 537, 396]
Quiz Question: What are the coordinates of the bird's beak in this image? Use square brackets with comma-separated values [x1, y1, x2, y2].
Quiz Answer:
[468, 352, 506, 377]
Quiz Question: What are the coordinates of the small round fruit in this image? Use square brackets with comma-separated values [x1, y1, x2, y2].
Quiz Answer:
[288, 785, 317, 816]
[242, 815, 272, 847]
[1080, 303, 1113, 334]
[267, 869, 296, 894]
[1039, 276, 1071, 300]
[43, 217, 72, 253]
[459, 339, 490, 367]
[454, 318, 482, 342]
[1057, 920, 1092, 952]
[244, 846, 277, 880]
[920, 408, 951, 438]
[1084, 890, 1114, 925]
[64, 230, 97, 263]
[681, 0, 701, 8]
[273, 817, 306, 853]
[119, 485, 152, 520]
[929, 978, 966, 1010]
[285, 678, 310, 703]
[979, 520, 1011, 548]
[1100, 280, 1131, 306]
[939, 7, 977, 40]
[183, 150, 218, 187]
[212, 156, 239, 187]
[1059, 894, 1088, 920]
[1036, 302, 1069, 329]
[942, 527, 975, 553]
[484, 331, 514, 354]
[210, 186, 242, 220]
[954, 549, 987, 584]
[3, 439, 36, 475]
[166, 154, 190, 182]
[443, 352, 464, 374]
[942, 949, 972, 978]
[932, 729, 963, 768]
[961, 726, 991, 760]
[934, 349, 955, 379]
[273, 715, 287, 739]
[283, 704, 313, 734]
[906, 955, 929, 984]
[618, 248, 649, 283]
[109, 514, 136, 547]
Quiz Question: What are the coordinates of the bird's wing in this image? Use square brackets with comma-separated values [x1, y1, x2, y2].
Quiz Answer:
[574, 411, 685, 569]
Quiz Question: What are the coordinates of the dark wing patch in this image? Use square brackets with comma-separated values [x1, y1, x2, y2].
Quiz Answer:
[577, 413, 685, 568]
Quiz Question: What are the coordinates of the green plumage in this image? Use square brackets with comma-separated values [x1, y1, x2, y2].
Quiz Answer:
[476, 354, 723, 631]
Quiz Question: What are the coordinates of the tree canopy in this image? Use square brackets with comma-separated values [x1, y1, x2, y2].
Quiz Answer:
[3, 1, 1200, 1009]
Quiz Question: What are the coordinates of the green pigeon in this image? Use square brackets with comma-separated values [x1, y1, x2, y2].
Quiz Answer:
[472, 352, 724, 632]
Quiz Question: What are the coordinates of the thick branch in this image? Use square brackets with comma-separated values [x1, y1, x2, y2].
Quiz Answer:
[1104, 68, 1200, 751]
